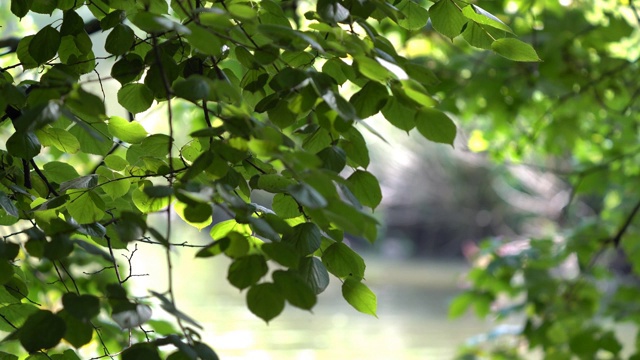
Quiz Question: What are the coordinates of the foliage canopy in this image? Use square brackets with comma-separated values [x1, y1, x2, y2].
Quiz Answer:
[0, 0, 637, 358]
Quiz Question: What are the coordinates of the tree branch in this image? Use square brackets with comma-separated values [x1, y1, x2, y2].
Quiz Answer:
[612, 199, 640, 247]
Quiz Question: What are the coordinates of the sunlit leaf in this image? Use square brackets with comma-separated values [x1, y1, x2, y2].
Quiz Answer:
[491, 38, 541, 62]
[342, 277, 377, 317]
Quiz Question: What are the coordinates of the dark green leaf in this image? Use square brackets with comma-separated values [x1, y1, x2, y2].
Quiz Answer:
[121, 343, 162, 360]
[58, 310, 93, 349]
[282, 222, 322, 256]
[227, 255, 268, 290]
[296, 257, 330, 294]
[62, 293, 100, 321]
[6, 131, 41, 159]
[262, 241, 300, 268]
[289, 184, 328, 209]
[316, 146, 347, 173]
[111, 54, 145, 84]
[247, 283, 285, 322]
[105, 24, 134, 55]
[29, 26, 61, 64]
[349, 81, 389, 119]
[414, 108, 457, 145]
[273, 270, 317, 310]
[317, 0, 350, 23]
[11, 0, 33, 18]
[173, 75, 211, 102]
[19, 310, 66, 352]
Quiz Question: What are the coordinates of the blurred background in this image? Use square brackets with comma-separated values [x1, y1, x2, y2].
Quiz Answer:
[0, 1, 609, 359]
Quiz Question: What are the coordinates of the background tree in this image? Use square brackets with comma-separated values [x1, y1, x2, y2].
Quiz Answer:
[0, 0, 539, 358]
[441, 0, 640, 358]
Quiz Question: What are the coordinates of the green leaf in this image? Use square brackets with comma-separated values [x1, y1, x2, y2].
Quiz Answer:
[60, 174, 98, 192]
[261, 242, 299, 268]
[322, 242, 366, 278]
[17, 36, 38, 69]
[227, 255, 268, 290]
[316, 146, 347, 173]
[429, 0, 468, 40]
[282, 222, 322, 256]
[126, 134, 171, 165]
[29, 26, 61, 64]
[50, 349, 81, 360]
[18, 310, 66, 352]
[0, 304, 38, 332]
[246, 283, 285, 322]
[317, 0, 350, 23]
[121, 343, 162, 360]
[0, 351, 18, 360]
[296, 257, 330, 294]
[58, 310, 93, 349]
[130, 12, 184, 33]
[11, 0, 33, 18]
[107, 116, 148, 144]
[111, 54, 145, 85]
[105, 24, 134, 55]
[185, 23, 222, 56]
[173, 75, 211, 102]
[272, 194, 302, 219]
[30, 0, 56, 14]
[448, 291, 475, 318]
[174, 201, 212, 230]
[117, 83, 155, 114]
[354, 56, 391, 83]
[210, 219, 251, 240]
[258, 24, 324, 52]
[42, 162, 79, 184]
[349, 81, 389, 119]
[461, 5, 513, 33]
[462, 21, 495, 50]
[6, 131, 41, 159]
[289, 184, 328, 209]
[62, 293, 100, 321]
[346, 170, 382, 209]
[414, 108, 457, 145]
[250, 174, 297, 193]
[35, 127, 81, 153]
[96, 167, 130, 199]
[0, 192, 19, 218]
[342, 277, 377, 316]
[68, 122, 113, 156]
[66, 191, 105, 224]
[381, 97, 416, 131]
[396, 0, 430, 30]
[132, 187, 171, 213]
[491, 38, 541, 62]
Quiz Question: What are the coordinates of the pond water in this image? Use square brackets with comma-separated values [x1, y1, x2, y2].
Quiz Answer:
[131, 240, 492, 360]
